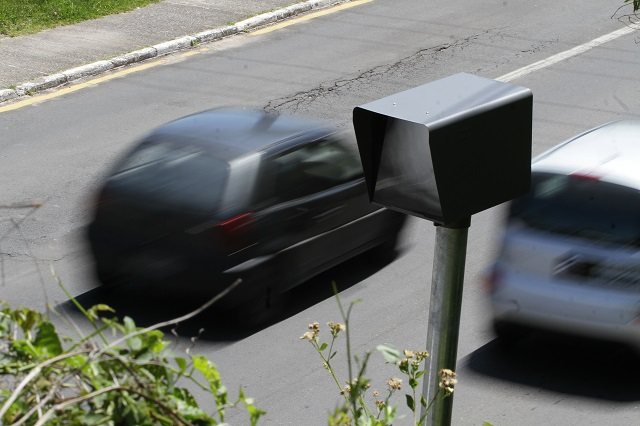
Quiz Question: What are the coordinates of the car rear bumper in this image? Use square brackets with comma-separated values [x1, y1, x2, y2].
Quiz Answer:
[490, 271, 640, 348]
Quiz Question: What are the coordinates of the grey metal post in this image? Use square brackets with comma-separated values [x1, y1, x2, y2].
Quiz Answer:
[421, 219, 469, 425]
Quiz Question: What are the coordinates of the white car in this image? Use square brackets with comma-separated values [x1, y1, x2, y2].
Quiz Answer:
[488, 120, 640, 348]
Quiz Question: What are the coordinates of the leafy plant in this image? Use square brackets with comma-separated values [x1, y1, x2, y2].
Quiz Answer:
[613, 0, 640, 25]
[626, 0, 640, 12]
[0, 278, 264, 425]
[300, 283, 456, 425]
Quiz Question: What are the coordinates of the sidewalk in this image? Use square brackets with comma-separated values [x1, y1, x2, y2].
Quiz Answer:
[0, 0, 342, 103]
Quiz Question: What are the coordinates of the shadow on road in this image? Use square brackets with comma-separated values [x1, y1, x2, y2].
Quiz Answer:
[58, 247, 404, 342]
[466, 332, 640, 402]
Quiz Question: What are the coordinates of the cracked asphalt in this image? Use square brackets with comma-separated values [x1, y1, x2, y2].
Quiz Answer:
[0, 0, 347, 103]
[264, 31, 490, 113]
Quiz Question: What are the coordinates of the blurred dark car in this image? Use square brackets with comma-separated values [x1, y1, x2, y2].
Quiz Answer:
[87, 108, 406, 306]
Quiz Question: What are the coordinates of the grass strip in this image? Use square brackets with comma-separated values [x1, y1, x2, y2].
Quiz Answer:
[0, 0, 161, 37]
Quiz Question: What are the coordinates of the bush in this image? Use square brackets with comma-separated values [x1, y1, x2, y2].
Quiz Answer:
[0, 277, 263, 425]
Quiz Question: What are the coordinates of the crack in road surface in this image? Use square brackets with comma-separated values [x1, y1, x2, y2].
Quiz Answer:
[264, 28, 562, 115]
[264, 32, 487, 112]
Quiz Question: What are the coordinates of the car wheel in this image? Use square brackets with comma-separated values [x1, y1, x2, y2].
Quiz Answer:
[95, 259, 127, 287]
[493, 321, 528, 348]
[228, 287, 291, 328]
[366, 234, 399, 262]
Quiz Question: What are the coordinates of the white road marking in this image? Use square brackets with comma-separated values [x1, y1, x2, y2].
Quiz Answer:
[2, 7, 638, 113]
[497, 25, 638, 82]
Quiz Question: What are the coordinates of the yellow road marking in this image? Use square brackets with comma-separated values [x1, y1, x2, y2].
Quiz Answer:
[180, 48, 208, 58]
[251, 0, 374, 36]
[0, 0, 373, 113]
[0, 59, 169, 113]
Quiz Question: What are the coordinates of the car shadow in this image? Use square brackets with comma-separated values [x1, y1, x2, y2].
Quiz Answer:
[59, 247, 405, 342]
[465, 332, 640, 402]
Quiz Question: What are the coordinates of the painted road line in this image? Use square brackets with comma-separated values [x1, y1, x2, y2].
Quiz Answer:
[0, 59, 170, 113]
[0, 1, 370, 114]
[1, 5, 635, 113]
[250, 0, 374, 36]
[497, 25, 638, 82]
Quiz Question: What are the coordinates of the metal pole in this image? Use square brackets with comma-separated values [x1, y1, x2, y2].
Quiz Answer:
[421, 219, 469, 426]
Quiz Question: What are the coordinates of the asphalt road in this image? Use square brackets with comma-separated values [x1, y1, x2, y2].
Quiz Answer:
[1, 0, 640, 424]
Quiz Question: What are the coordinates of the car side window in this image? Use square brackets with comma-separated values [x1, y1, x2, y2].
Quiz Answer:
[273, 138, 362, 202]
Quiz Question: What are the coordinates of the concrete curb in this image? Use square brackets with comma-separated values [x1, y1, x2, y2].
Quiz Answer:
[0, 0, 345, 104]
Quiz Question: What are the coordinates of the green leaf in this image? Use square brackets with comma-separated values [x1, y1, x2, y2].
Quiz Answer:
[421, 394, 427, 408]
[239, 387, 266, 426]
[123, 316, 137, 334]
[126, 335, 142, 352]
[409, 378, 418, 389]
[168, 389, 212, 422]
[193, 355, 222, 394]
[376, 344, 401, 364]
[149, 331, 169, 353]
[34, 321, 63, 357]
[12, 308, 40, 337]
[11, 338, 39, 358]
[405, 394, 415, 411]
[76, 413, 113, 425]
[176, 357, 187, 372]
[416, 370, 426, 380]
[383, 405, 397, 424]
[87, 304, 115, 320]
[122, 317, 143, 351]
[319, 342, 328, 351]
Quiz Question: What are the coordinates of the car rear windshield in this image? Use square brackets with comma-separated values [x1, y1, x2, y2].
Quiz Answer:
[510, 172, 640, 247]
[109, 140, 228, 212]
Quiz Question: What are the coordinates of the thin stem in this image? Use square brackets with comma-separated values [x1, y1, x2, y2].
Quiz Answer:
[47, 303, 86, 343]
[33, 385, 195, 426]
[332, 282, 357, 415]
[9, 389, 56, 426]
[93, 278, 243, 359]
[6, 280, 243, 425]
[354, 351, 374, 417]
[423, 388, 442, 417]
[53, 270, 108, 345]
[0, 349, 90, 422]
[413, 383, 418, 425]
[313, 338, 347, 402]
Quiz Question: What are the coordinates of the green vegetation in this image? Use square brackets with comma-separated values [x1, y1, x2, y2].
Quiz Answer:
[300, 284, 456, 425]
[627, 0, 640, 11]
[0, 278, 263, 425]
[0, 0, 161, 37]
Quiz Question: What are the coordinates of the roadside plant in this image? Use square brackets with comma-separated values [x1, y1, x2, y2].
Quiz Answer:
[300, 283, 456, 425]
[614, 0, 640, 25]
[625, 0, 640, 12]
[0, 277, 264, 425]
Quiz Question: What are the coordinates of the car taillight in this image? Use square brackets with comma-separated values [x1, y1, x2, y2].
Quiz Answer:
[569, 172, 601, 182]
[483, 267, 502, 294]
[93, 187, 111, 209]
[216, 213, 254, 253]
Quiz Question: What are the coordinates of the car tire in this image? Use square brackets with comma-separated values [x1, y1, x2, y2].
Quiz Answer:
[366, 234, 399, 262]
[95, 259, 128, 287]
[95, 260, 114, 284]
[493, 321, 528, 349]
[228, 287, 291, 328]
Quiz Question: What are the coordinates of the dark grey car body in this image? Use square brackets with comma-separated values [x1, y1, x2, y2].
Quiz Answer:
[87, 109, 406, 305]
